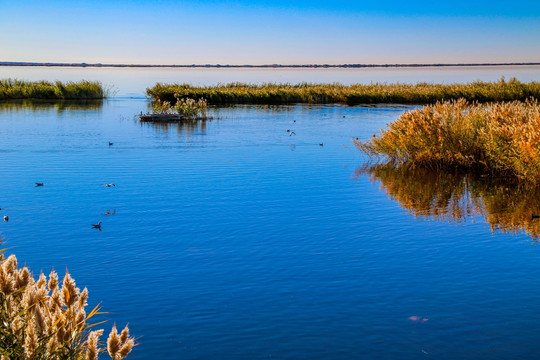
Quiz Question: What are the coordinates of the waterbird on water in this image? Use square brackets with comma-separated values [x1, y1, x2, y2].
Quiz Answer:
[289, 131, 296, 136]
[103, 183, 116, 187]
[35, 182, 44, 187]
[92, 221, 102, 230]
[319, 143, 324, 146]
[109, 142, 114, 146]
[3, 215, 8, 222]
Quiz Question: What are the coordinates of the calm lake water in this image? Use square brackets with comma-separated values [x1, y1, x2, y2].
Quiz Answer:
[1, 66, 540, 359]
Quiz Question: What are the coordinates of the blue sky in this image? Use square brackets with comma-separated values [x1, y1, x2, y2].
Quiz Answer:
[1, 0, 539, 64]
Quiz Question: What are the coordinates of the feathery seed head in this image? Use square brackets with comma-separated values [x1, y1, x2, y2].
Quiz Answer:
[107, 324, 121, 359]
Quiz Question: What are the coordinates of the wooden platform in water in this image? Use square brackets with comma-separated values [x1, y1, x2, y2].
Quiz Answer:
[139, 113, 185, 122]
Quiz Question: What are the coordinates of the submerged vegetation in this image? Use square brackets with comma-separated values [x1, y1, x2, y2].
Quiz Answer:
[354, 99, 540, 183]
[0, 79, 105, 100]
[147, 78, 540, 106]
[151, 97, 208, 119]
[0, 248, 135, 359]
[356, 163, 540, 240]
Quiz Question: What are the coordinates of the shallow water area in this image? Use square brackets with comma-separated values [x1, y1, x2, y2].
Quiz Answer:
[1, 66, 540, 359]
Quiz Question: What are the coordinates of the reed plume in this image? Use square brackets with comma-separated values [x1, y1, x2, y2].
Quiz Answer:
[147, 78, 540, 106]
[0, 79, 105, 100]
[354, 99, 540, 183]
[0, 246, 136, 359]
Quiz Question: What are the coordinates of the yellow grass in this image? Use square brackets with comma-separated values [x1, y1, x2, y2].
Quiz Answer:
[147, 78, 540, 105]
[0, 248, 135, 360]
[0, 79, 105, 100]
[354, 99, 540, 183]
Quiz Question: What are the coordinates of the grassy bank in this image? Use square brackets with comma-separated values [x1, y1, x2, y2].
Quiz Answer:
[354, 99, 540, 183]
[0, 79, 105, 100]
[147, 78, 540, 105]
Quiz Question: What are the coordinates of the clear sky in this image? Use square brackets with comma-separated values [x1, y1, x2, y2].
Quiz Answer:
[1, 0, 539, 65]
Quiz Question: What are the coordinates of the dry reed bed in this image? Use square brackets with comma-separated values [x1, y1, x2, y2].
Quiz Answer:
[0, 249, 135, 359]
[356, 163, 540, 240]
[0, 79, 105, 100]
[147, 78, 540, 105]
[354, 99, 540, 183]
[151, 97, 208, 119]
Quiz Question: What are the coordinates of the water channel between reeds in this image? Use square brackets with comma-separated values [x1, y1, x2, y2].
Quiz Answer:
[1, 66, 540, 359]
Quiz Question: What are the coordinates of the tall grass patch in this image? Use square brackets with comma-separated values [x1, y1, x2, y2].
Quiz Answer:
[354, 99, 540, 182]
[147, 78, 540, 106]
[0, 248, 135, 359]
[0, 79, 105, 100]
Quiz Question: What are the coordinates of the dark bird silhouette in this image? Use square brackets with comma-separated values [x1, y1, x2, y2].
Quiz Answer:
[109, 142, 114, 146]
[293, 120, 296, 123]
[319, 143, 324, 146]
[286, 129, 290, 132]
[35, 182, 44, 187]
[103, 183, 116, 187]
[3, 215, 8, 222]
[92, 221, 102, 230]
[289, 131, 296, 136]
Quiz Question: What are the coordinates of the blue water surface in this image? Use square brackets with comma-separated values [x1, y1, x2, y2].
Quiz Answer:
[1, 67, 540, 359]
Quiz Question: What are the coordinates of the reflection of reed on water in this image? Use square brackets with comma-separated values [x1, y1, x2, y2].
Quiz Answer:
[139, 118, 208, 136]
[355, 163, 540, 240]
[0, 99, 103, 112]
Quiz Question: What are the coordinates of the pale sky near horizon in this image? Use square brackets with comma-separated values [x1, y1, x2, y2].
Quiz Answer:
[1, 0, 539, 65]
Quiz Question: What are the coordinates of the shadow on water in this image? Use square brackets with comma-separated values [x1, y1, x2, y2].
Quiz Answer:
[0, 99, 103, 112]
[139, 118, 209, 135]
[355, 162, 540, 240]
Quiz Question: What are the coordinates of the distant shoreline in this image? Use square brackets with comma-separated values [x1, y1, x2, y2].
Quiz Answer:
[1, 61, 539, 69]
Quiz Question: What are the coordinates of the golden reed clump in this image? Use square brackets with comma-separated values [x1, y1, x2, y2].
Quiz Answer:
[354, 99, 540, 183]
[147, 78, 540, 105]
[0, 249, 135, 360]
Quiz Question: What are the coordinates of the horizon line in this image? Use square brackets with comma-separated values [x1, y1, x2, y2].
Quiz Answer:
[1, 61, 540, 69]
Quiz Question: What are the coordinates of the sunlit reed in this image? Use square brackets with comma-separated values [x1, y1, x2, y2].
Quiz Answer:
[147, 78, 540, 105]
[354, 99, 540, 183]
[0, 79, 105, 100]
[0, 247, 135, 359]
[151, 97, 208, 119]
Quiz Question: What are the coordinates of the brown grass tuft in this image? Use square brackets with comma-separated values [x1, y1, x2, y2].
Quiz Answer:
[354, 99, 540, 183]
[0, 248, 136, 359]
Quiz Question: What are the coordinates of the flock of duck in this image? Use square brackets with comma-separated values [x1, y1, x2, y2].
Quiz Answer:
[286, 127, 324, 147]
[2, 120, 328, 229]
[1, 143, 117, 231]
